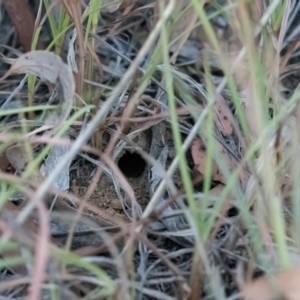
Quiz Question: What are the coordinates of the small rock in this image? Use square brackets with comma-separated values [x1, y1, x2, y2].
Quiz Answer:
[111, 199, 123, 210]
[106, 208, 116, 216]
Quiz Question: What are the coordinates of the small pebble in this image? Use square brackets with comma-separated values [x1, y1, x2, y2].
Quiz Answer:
[107, 208, 116, 216]
[111, 199, 123, 210]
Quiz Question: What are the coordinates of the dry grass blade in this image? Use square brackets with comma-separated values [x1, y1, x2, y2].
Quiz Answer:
[62, 0, 84, 97]
[280, 32, 300, 73]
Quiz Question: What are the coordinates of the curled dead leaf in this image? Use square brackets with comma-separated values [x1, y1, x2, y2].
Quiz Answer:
[0, 50, 75, 130]
[1, 51, 74, 100]
[5, 145, 44, 182]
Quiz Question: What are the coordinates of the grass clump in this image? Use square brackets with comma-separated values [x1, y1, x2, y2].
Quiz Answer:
[1, 0, 300, 299]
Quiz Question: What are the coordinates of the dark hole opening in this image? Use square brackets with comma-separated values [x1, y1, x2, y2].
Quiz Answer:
[227, 206, 239, 217]
[118, 151, 146, 178]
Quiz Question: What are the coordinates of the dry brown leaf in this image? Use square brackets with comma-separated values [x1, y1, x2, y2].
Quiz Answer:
[0, 50, 75, 132]
[242, 267, 300, 300]
[197, 1, 265, 139]
[191, 137, 250, 185]
[214, 97, 233, 136]
[5, 145, 44, 182]
[12, 51, 73, 98]
[191, 137, 226, 183]
[2, 0, 44, 52]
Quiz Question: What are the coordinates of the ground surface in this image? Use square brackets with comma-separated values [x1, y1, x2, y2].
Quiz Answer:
[1, 1, 300, 300]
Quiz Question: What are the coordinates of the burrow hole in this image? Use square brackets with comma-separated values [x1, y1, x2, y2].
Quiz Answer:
[118, 151, 146, 178]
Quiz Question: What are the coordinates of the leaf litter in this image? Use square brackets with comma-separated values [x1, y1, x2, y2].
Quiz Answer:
[1, 0, 300, 299]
